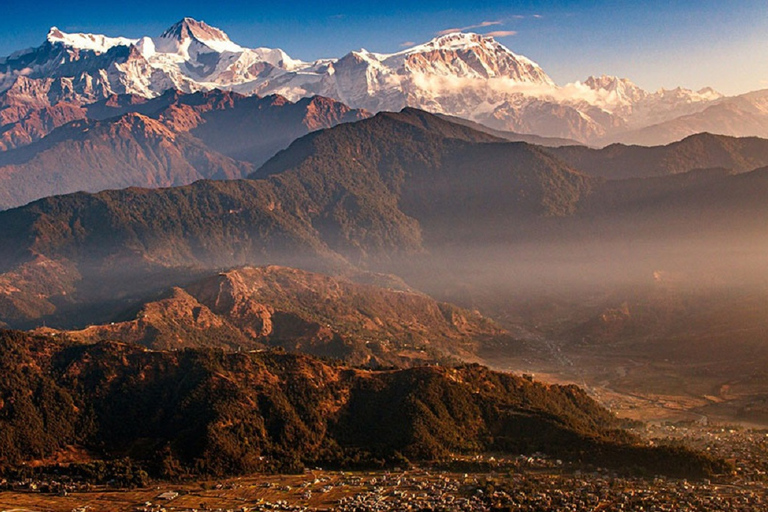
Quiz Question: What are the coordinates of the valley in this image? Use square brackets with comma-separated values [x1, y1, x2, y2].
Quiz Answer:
[2, 10, 768, 509]
[2, 106, 768, 435]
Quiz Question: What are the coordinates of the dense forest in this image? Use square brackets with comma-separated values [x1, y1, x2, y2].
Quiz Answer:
[0, 330, 727, 481]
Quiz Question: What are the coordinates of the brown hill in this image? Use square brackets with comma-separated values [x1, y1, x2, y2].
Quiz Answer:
[45, 266, 505, 366]
[0, 113, 252, 209]
[254, 108, 593, 244]
[40, 286, 253, 352]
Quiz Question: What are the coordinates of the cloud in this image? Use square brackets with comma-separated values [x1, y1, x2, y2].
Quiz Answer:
[485, 30, 517, 38]
[437, 20, 503, 36]
[508, 14, 543, 20]
[407, 72, 629, 111]
[400, 41, 416, 48]
[476, 20, 504, 28]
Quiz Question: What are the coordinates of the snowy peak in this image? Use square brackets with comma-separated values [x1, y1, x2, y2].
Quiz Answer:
[584, 75, 642, 93]
[583, 75, 647, 104]
[394, 32, 554, 85]
[583, 75, 723, 104]
[157, 18, 242, 54]
[405, 32, 512, 54]
[46, 26, 137, 53]
[160, 18, 229, 44]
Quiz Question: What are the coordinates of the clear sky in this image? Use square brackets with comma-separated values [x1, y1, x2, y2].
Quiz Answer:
[1, 0, 766, 96]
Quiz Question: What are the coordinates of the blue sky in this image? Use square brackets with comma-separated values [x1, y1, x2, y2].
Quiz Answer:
[1, 0, 766, 95]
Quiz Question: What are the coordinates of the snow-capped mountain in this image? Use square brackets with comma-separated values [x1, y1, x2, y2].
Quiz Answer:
[578, 75, 723, 128]
[0, 18, 751, 145]
[0, 18, 304, 102]
[239, 31, 558, 116]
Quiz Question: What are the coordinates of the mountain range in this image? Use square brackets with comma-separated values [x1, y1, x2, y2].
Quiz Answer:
[0, 89, 368, 209]
[3, 89, 767, 212]
[2, 17, 768, 146]
[0, 108, 590, 326]
[3, 108, 768, 330]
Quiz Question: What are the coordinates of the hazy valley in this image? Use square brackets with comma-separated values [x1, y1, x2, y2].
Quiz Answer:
[2, 13, 768, 511]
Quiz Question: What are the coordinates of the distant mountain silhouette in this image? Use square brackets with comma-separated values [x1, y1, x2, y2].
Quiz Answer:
[551, 132, 768, 179]
[0, 89, 368, 209]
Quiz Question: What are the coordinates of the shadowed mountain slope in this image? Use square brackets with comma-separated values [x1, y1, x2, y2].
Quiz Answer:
[0, 113, 251, 209]
[0, 89, 368, 210]
[551, 133, 768, 179]
[0, 330, 726, 478]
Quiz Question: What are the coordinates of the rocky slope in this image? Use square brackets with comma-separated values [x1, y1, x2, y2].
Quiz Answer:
[41, 265, 505, 366]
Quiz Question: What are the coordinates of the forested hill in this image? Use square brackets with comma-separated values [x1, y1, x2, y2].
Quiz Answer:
[0, 330, 727, 479]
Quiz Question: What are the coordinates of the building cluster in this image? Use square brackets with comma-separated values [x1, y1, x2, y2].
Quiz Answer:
[642, 422, 768, 482]
[2, 423, 767, 512]
[128, 456, 766, 512]
[0, 476, 88, 495]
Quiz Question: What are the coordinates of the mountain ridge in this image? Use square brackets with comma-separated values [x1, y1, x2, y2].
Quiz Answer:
[0, 89, 369, 209]
[551, 132, 768, 179]
[0, 329, 727, 478]
[37, 265, 506, 366]
[0, 18, 743, 145]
